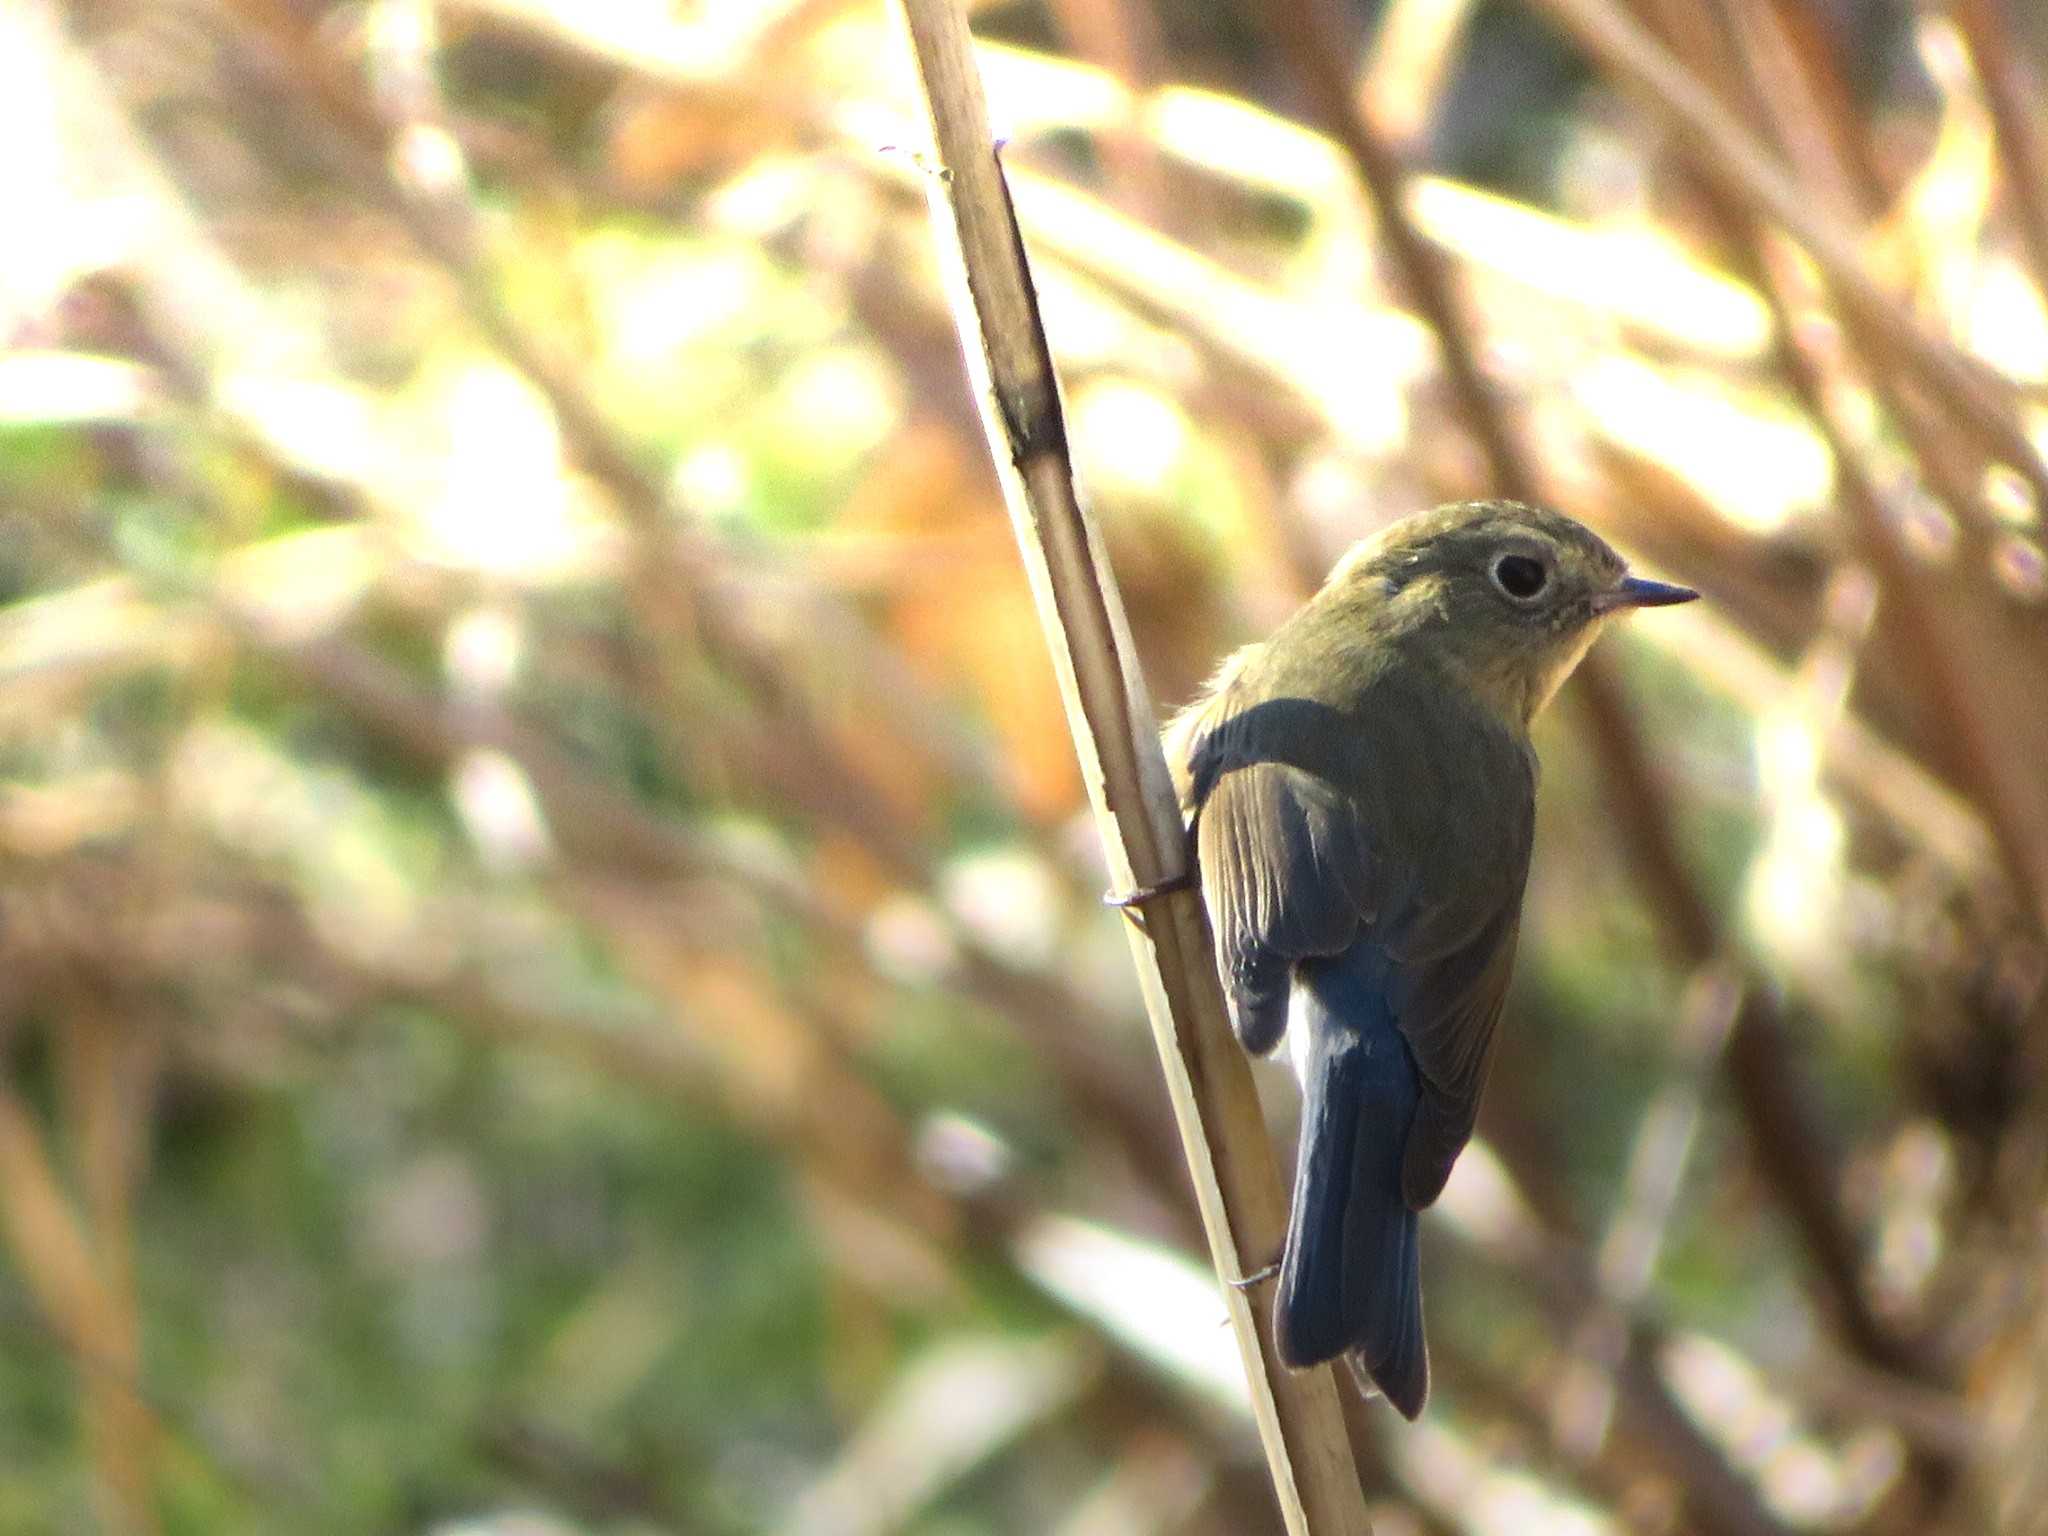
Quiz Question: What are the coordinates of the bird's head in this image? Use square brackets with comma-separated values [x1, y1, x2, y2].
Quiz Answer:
[1327, 499, 1698, 725]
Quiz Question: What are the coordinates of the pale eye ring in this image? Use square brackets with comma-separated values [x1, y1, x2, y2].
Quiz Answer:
[1492, 553, 1549, 601]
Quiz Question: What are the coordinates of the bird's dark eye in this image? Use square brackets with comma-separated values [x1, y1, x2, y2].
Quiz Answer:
[1492, 554, 1549, 600]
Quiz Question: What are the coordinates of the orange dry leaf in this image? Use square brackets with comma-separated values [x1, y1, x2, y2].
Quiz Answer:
[839, 422, 1083, 823]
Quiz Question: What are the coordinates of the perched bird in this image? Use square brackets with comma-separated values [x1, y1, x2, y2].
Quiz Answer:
[1163, 500, 1696, 1418]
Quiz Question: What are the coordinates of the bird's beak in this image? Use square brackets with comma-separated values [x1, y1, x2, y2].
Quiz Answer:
[1592, 574, 1700, 614]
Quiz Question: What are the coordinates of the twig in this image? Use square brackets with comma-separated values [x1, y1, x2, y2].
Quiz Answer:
[891, 0, 1373, 1529]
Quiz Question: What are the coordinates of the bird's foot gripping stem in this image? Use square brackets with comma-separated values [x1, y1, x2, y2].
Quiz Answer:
[1102, 868, 1195, 911]
[1226, 1258, 1280, 1291]
[1103, 868, 1196, 935]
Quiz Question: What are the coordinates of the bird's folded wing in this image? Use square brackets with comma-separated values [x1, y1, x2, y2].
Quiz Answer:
[1193, 758, 1377, 1054]
[1390, 902, 1524, 1209]
[1179, 681, 1534, 1201]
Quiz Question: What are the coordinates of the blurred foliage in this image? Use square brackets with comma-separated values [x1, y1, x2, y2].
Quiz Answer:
[2, 0, 2048, 1534]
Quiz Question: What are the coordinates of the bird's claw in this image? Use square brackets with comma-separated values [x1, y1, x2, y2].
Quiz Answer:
[1103, 869, 1195, 918]
[1227, 1259, 1281, 1291]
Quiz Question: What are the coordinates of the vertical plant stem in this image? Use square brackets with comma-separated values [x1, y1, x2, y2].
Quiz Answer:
[891, 0, 1374, 1530]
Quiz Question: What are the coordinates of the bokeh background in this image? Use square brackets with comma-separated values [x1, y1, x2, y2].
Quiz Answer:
[4, 0, 2048, 1532]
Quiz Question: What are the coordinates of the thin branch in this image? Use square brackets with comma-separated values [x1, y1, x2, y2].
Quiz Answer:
[892, 0, 1373, 1529]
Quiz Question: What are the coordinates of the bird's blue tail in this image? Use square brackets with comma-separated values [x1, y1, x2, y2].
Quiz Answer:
[1274, 946, 1427, 1419]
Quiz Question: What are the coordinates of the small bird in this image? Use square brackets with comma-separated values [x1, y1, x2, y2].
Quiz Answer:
[1163, 499, 1696, 1418]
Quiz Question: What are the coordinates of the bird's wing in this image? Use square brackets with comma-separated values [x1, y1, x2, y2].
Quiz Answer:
[1389, 896, 1526, 1210]
[1193, 756, 1380, 1053]
[1180, 678, 1535, 1204]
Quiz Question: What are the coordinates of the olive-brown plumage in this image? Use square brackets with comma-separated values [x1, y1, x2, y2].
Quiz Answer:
[1166, 500, 1695, 1418]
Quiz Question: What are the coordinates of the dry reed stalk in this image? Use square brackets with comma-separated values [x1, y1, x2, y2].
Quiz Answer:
[892, 0, 1374, 1529]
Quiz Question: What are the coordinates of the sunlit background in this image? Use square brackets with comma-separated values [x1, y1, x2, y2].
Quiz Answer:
[2, 0, 2047, 1532]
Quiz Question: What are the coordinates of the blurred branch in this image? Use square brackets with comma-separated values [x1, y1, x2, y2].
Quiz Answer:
[1558, 961, 1746, 1452]
[1524, 0, 2048, 505]
[1043, 0, 1176, 225]
[1360, 0, 1480, 147]
[1562, 0, 2009, 1437]
[0, 1061, 156, 1532]
[223, 0, 990, 893]
[1619, 0, 2015, 923]
[1265, 0, 1533, 501]
[1632, 604, 1997, 886]
[1791, 1344, 1985, 1466]
[251, 616, 1193, 1208]
[59, 987, 160, 1536]
[1700, 0, 2048, 943]
[1945, 0, 2048, 305]
[25, 0, 1216, 1234]
[1572, 62, 1949, 1386]
[0, 1291, 317, 1526]
[862, 147, 1999, 893]
[1049, 1430, 1218, 1536]
[0, 1078, 124, 1382]
[893, 0, 1372, 1529]
[6, 481, 1199, 1227]
[1753, 0, 1892, 215]
[780, 1334, 1095, 1536]
[1565, 564, 1879, 1465]
[479, 1417, 690, 1531]
[1432, 1153, 1797, 1536]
